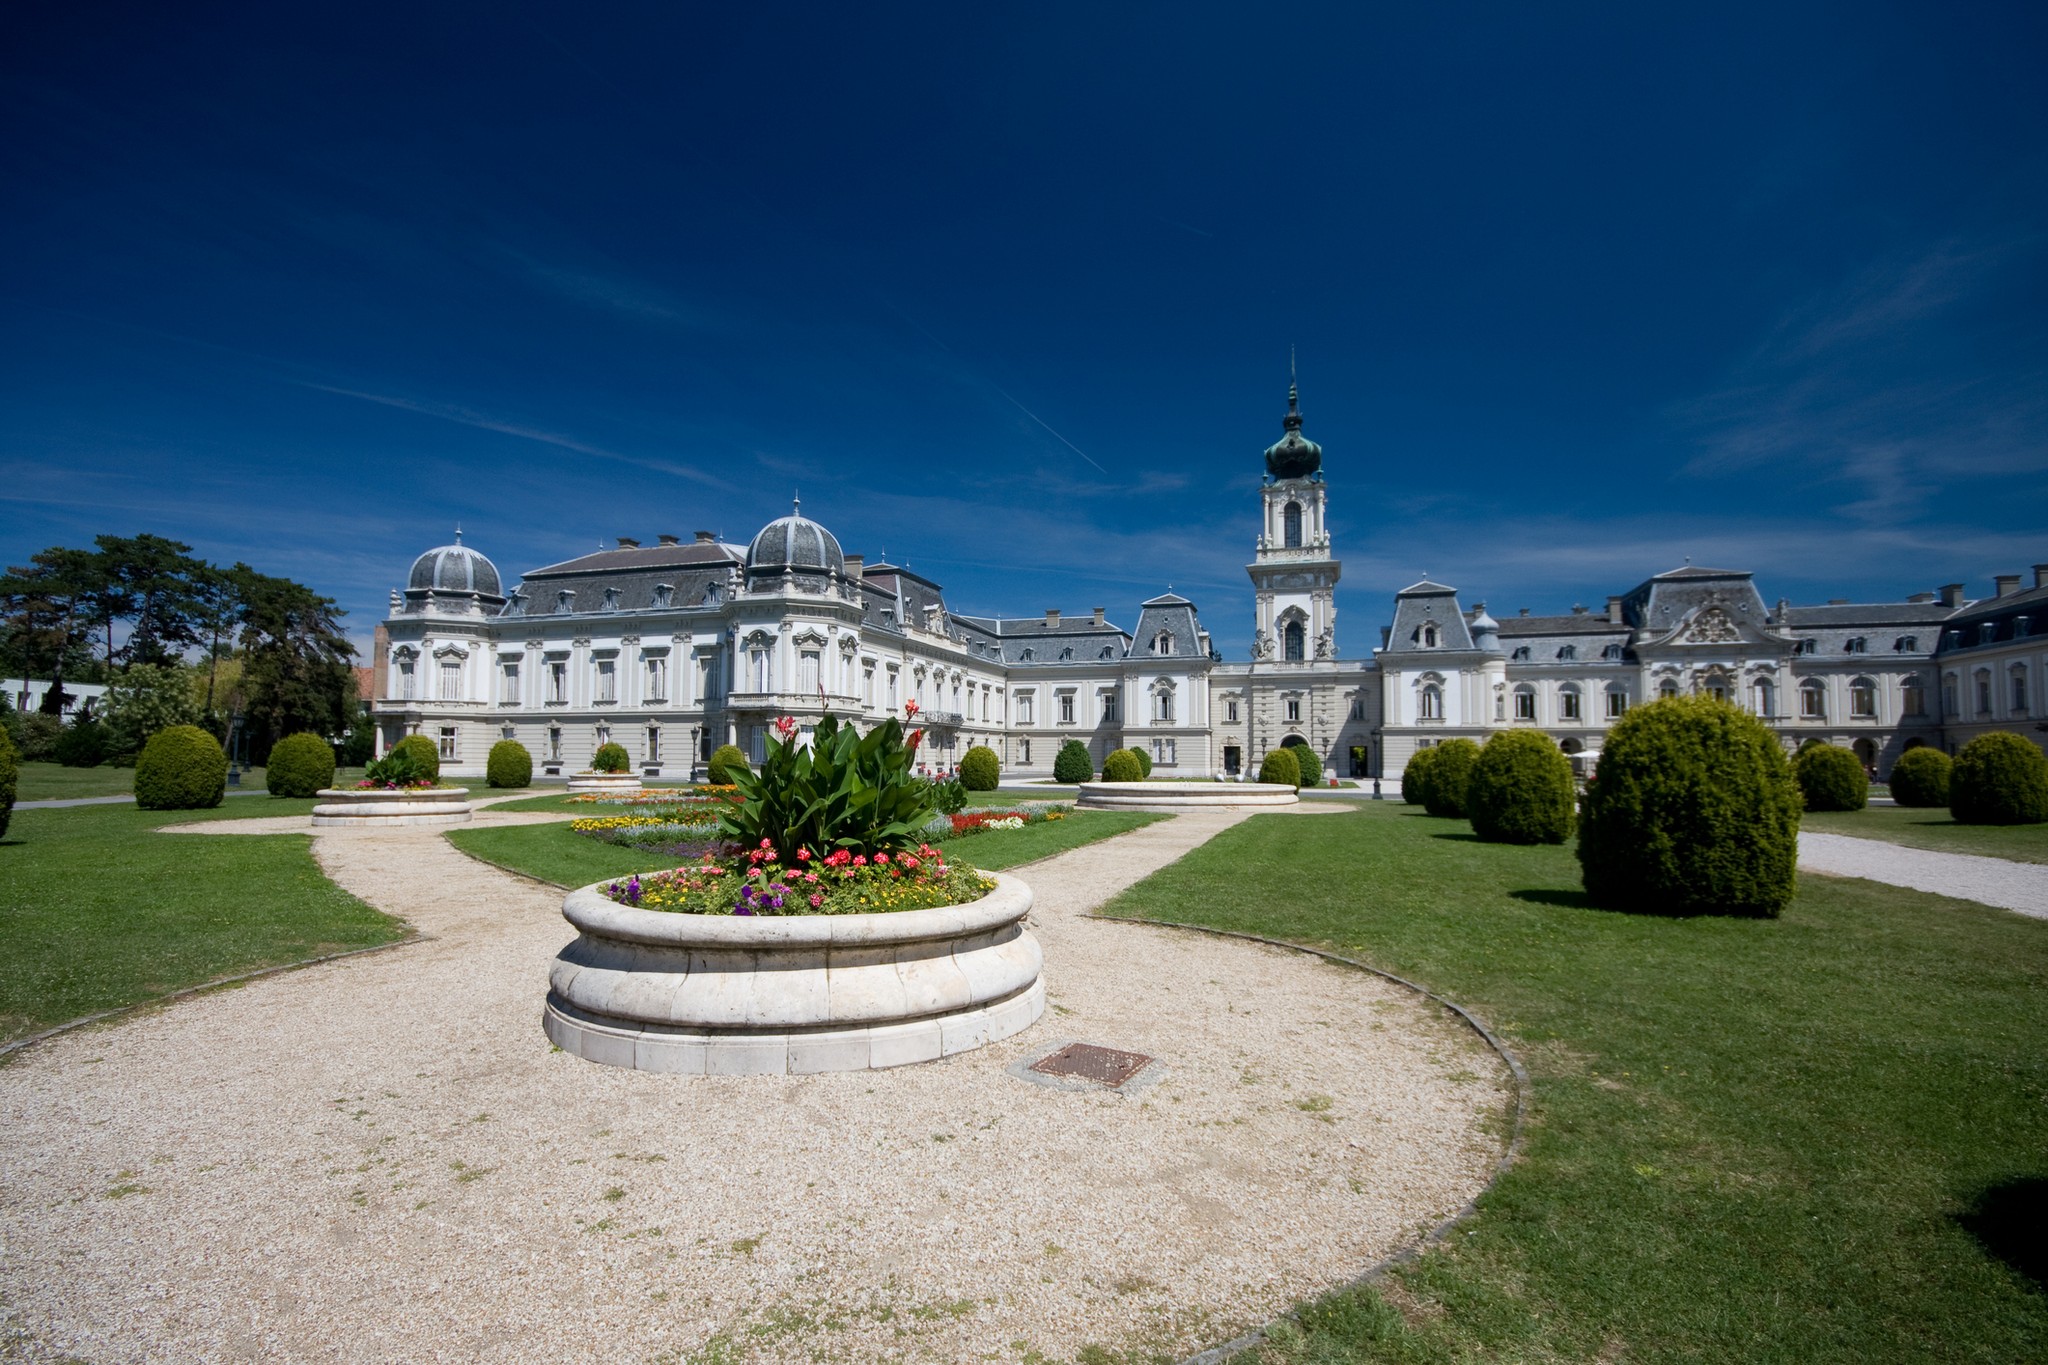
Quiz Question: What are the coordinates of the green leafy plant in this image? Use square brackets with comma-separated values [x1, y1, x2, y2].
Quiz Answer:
[719, 713, 943, 863]
[1577, 695, 1801, 916]
[264, 731, 335, 798]
[1402, 746, 1438, 806]
[133, 724, 227, 811]
[1466, 730, 1576, 844]
[53, 719, 108, 768]
[707, 744, 749, 786]
[1292, 744, 1323, 787]
[487, 740, 532, 789]
[1796, 743, 1869, 812]
[1258, 747, 1300, 788]
[362, 733, 441, 789]
[13, 713, 62, 762]
[100, 662, 200, 757]
[920, 774, 968, 815]
[959, 745, 1000, 791]
[1132, 745, 1154, 778]
[1949, 732, 2048, 826]
[1102, 749, 1144, 782]
[592, 742, 631, 774]
[1888, 746, 1951, 808]
[391, 733, 440, 781]
[0, 725, 17, 839]
[1422, 737, 1482, 818]
[1052, 739, 1094, 784]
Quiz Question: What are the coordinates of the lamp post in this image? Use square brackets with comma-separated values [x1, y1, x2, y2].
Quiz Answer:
[224, 708, 244, 787]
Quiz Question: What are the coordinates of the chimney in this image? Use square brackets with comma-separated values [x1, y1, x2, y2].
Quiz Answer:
[1518, 607, 1530, 617]
[617, 537, 640, 549]
[2035, 563, 2048, 590]
[1571, 603, 1589, 616]
[1606, 595, 1623, 624]
[1044, 609, 1061, 627]
[693, 530, 717, 544]
[657, 533, 679, 546]
[1939, 583, 1965, 607]
[1092, 607, 1106, 626]
[843, 554, 864, 580]
[1994, 574, 2021, 598]
[1907, 592, 1934, 603]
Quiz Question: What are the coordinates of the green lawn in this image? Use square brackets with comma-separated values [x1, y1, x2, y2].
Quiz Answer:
[1803, 804, 2048, 864]
[446, 810, 1163, 888]
[0, 800, 410, 1046]
[1096, 803, 2048, 1364]
[14, 762, 373, 803]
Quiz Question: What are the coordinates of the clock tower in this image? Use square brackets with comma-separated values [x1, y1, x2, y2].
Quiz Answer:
[1248, 378, 1340, 663]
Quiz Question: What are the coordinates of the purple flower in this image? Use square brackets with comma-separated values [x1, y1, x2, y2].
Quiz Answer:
[734, 902, 755, 916]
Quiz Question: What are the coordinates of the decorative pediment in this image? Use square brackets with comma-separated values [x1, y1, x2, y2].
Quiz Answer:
[1681, 606, 1741, 643]
[431, 643, 469, 661]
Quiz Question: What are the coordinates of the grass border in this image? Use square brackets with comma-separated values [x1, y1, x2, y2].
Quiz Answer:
[1085, 913, 1533, 1365]
[0, 932, 429, 1065]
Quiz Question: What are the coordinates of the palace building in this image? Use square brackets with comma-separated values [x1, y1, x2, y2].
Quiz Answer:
[373, 386, 2047, 781]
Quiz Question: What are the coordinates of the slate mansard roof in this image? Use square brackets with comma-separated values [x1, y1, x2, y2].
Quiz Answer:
[504, 538, 743, 618]
[1384, 580, 1476, 653]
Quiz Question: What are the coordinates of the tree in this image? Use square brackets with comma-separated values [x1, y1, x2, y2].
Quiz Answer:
[94, 533, 207, 668]
[101, 663, 202, 756]
[230, 566, 357, 752]
[0, 548, 101, 711]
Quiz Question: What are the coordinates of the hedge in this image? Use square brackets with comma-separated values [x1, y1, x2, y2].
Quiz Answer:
[1258, 747, 1300, 788]
[0, 726, 17, 839]
[959, 745, 1000, 791]
[1052, 739, 1094, 784]
[1949, 732, 2048, 825]
[1402, 747, 1437, 806]
[1291, 744, 1323, 787]
[1132, 746, 1154, 778]
[708, 744, 749, 786]
[134, 724, 228, 811]
[1422, 738, 1482, 818]
[265, 732, 336, 797]
[592, 742, 631, 774]
[1102, 749, 1144, 782]
[487, 740, 533, 789]
[1888, 746, 1951, 808]
[53, 719, 108, 768]
[1576, 695, 1801, 916]
[389, 733, 441, 783]
[1795, 743, 1868, 812]
[1466, 730, 1576, 844]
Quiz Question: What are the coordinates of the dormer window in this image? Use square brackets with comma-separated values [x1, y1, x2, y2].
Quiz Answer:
[1602, 643, 1624, 661]
[601, 587, 620, 611]
[1846, 636, 1866, 654]
[1980, 623, 1998, 645]
[1895, 635, 1917, 652]
[1154, 631, 1174, 656]
[556, 589, 575, 612]
[1100, 646, 1115, 659]
[1059, 647, 1073, 661]
[1511, 646, 1530, 661]
[652, 583, 673, 609]
[1421, 624, 1439, 648]
[2018, 618, 2034, 639]
[1558, 645, 1577, 661]
[1020, 647, 1034, 662]
[1796, 639, 1816, 655]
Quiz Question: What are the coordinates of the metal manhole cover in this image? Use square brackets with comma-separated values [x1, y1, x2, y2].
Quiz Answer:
[1028, 1042, 1154, 1089]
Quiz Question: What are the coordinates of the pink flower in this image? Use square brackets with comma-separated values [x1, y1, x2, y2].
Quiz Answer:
[874, 852, 890, 864]
[852, 855, 867, 866]
[809, 894, 823, 908]
[796, 848, 812, 862]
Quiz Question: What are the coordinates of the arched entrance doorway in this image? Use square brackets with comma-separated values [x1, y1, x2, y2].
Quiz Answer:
[1852, 737, 1878, 775]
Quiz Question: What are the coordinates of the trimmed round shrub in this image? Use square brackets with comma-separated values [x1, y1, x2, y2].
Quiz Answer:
[708, 744, 749, 786]
[592, 742, 631, 774]
[959, 745, 1000, 791]
[1795, 743, 1868, 812]
[1950, 732, 2048, 826]
[1132, 746, 1154, 778]
[265, 731, 335, 797]
[1052, 738, 1094, 784]
[389, 733, 441, 783]
[1257, 747, 1300, 788]
[1402, 747, 1437, 806]
[1577, 695, 1801, 917]
[1467, 731, 1576, 844]
[1291, 744, 1323, 787]
[1102, 749, 1144, 782]
[54, 719, 108, 768]
[0, 725, 17, 839]
[487, 740, 533, 788]
[1422, 738, 1482, 818]
[134, 724, 228, 811]
[1888, 746, 1951, 808]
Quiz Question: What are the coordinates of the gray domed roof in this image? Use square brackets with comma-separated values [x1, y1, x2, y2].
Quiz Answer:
[745, 503, 846, 578]
[1264, 381, 1323, 480]
[408, 538, 503, 597]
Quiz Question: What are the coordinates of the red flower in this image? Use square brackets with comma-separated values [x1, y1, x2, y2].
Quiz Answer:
[904, 700, 920, 717]
[874, 852, 890, 864]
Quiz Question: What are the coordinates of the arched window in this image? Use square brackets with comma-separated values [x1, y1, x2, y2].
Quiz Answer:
[1606, 687, 1629, 719]
[1283, 501, 1302, 548]
[1753, 679, 1775, 717]
[1422, 624, 1439, 648]
[1849, 677, 1876, 719]
[1419, 684, 1442, 720]
[1658, 679, 1679, 700]
[1900, 679, 1924, 717]
[2012, 666, 2030, 713]
[1154, 632, 1174, 656]
[1974, 669, 1992, 714]
[1942, 673, 1958, 717]
[1559, 685, 1582, 720]
[1800, 681, 1826, 719]
[1284, 620, 1305, 661]
[1513, 685, 1537, 721]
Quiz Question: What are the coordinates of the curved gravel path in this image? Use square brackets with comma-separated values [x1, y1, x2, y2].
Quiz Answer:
[1798, 831, 2048, 918]
[0, 808, 1508, 1364]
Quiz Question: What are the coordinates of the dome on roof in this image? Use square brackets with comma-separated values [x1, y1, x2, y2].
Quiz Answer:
[745, 504, 846, 580]
[1263, 381, 1323, 480]
[407, 539, 503, 597]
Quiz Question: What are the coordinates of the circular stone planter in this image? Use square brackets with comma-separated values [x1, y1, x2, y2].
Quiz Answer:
[1076, 780, 1298, 810]
[310, 786, 474, 827]
[544, 872, 1043, 1076]
[566, 772, 644, 794]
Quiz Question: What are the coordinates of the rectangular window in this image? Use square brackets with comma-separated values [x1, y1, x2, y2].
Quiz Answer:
[1515, 691, 1536, 720]
[595, 659, 616, 704]
[1902, 683, 1925, 717]
[1102, 693, 1118, 724]
[888, 670, 899, 709]
[1156, 692, 1175, 723]
[1059, 694, 1074, 724]
[1851, 685, 1877, 718]
[1943, 681, 1958, 717]
[799, 650, 820, 695]
[500, 661, 519, 705]
[439, 660, 461, 701]
[1976, 676, 1992, 713]
[1560, 690, 1582, 720]
[1018, 693, 1034, 725]
[398, 659, 417, 700]
[700, 654, 719, 703]
[1606, 690, 1627, 718]
[1019, 738, 1030, 765]
[437, 726, 457, 760]
[2015, 672, 2030, 713]
[1155, 738, 1176, 766]
[863, 665, 876, 706]
[1226, 699, 1239, 723]
[548, 725, 562, 761]
[647, 726, 661, 763]
[1801, 687, 1825, 719]
[644, 656, 667, 702]
[1350, 699, 1364, 721]
[1286, 699, 1301, 722]
[549, 660, 568, 705]
[982, 689, 991, 721]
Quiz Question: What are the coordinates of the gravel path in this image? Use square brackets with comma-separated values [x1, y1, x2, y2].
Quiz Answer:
[0, 809, 1508, 1364]
[1799, 831, 2048, 918]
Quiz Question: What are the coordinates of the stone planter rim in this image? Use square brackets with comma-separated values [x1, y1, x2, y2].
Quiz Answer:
[314, 785, 471, 800]
[1080, 780, 1297, 795]
[562, 870, 1030, 950]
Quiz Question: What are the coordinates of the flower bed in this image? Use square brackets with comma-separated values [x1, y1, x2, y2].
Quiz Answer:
[602, 842, 989, 916]
[943, 806, 1069, 837]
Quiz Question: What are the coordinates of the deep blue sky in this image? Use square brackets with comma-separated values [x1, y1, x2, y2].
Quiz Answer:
[4, 3, 2044, 658]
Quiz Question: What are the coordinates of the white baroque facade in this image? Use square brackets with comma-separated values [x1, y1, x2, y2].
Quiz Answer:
[374, 390, 2047, 781]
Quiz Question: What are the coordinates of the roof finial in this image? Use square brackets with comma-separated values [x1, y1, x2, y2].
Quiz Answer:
[793, 490, 801, 516]
[454, 523, 462, 545]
